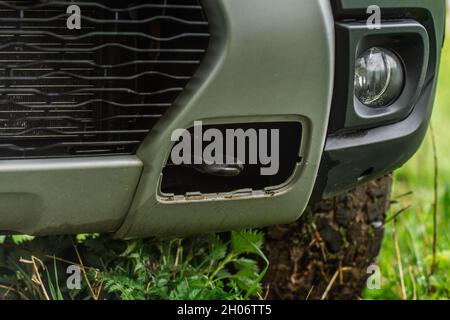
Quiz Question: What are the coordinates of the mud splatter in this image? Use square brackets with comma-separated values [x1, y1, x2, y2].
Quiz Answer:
[264, 175, 392, 300]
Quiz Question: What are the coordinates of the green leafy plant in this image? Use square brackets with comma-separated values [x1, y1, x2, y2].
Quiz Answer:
[101, 231, 268, 300]
[0, 231, 268, 300]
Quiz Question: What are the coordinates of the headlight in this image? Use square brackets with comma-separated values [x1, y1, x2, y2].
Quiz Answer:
[354, 47, 404, 108]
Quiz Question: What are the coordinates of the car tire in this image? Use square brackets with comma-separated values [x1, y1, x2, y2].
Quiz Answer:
[263, 175, 392, 300]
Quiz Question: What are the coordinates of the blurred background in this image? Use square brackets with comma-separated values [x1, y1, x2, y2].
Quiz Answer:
[365, 4, 450, 299]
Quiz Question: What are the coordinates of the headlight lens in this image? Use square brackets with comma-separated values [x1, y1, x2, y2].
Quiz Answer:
[354, 47, 404, 108]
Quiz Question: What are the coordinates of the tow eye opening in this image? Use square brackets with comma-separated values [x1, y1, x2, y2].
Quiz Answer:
[160, 122, 303, 197]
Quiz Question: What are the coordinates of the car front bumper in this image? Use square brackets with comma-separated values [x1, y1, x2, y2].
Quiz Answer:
[0, 0, 444, 238]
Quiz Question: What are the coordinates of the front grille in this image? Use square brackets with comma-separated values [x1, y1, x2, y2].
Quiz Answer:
[0, 0, 209, 159]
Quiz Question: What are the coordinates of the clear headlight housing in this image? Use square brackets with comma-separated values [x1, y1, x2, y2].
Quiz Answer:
[354, 47, 404, 108]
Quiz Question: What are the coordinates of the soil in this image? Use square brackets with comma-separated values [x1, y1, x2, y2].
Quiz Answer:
[263, 175, 392, 300]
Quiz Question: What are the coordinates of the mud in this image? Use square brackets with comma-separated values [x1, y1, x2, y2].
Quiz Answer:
[264, 175, 392, 300]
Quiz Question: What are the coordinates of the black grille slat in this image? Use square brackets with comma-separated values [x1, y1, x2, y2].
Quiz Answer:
[0, 0, 209, 159]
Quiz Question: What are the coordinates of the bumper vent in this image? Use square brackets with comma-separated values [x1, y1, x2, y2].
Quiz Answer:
[0, 0, 209, 159]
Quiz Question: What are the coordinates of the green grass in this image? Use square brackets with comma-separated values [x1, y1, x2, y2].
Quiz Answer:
[364, 18, 450, 300]
[0, 231, 268, 300]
